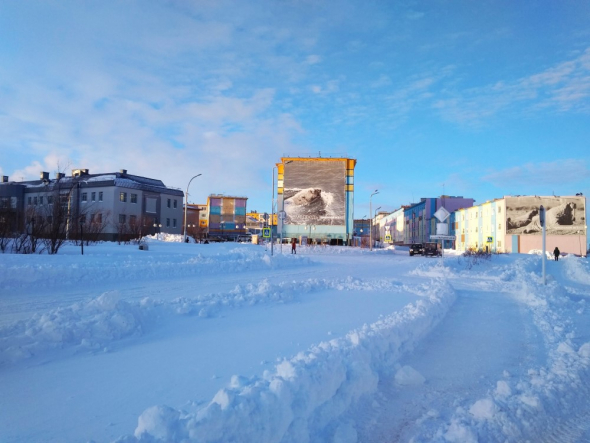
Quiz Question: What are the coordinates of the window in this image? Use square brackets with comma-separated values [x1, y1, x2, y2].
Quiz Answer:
[166, 218, 170, 227]
[173, 218, 177, 228]
[498, 207, 502, 213]
[498, 241, 502, 247]
[81, 192, 87, 202]
[130, 215, 137, 225]
[498, 224, 502, 230]
[48, 195, 54, 204]
[92, 213, 103, 224]
[39, 196, 44, 205]
[131, 193, 137, 204]
[28, 197, 32, 205]
[167, 198, 171, 208]
[119, 214, 126, 224]
[99, 192, 103, 202]
[91, 192, 96, 202]
[34, 196, 38, 205]
[80, 215, 86, 224]
[120, 192, 127, 202]
[173, 200, 177, 209]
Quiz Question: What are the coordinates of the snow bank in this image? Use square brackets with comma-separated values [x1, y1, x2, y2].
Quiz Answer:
[0, 276, 410, 366]
[0, 245, 311, 291]
[563, 254, 590, 286]
[408, 256, 590, 442]
[114, 278, 456, 443]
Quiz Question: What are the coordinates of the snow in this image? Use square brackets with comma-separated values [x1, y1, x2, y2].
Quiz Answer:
[1, 239, 590, 442]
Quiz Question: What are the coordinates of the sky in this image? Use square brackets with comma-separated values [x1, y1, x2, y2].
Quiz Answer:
[1, 0, 590, 219]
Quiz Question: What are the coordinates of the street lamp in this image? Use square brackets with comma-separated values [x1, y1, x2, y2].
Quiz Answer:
[369, 190, 379, 251]
[304, 224, 316, 245]
[80, 219, 84, 255]
[374, 206, 382, 249]
[184, 174, 202, 243]
[271, 160, 292, 257]
[153, 220, 162, 239]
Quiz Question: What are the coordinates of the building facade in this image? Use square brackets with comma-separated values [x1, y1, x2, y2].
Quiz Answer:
[0, 169, 184, 241]
[206, 195, 248, 239]
[452, 195, 587, 256]
[403, 196, 475, 245]
[277, 157, 356, 245]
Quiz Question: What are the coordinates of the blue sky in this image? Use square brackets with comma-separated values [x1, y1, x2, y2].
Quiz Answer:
[1, 0, 589, 224]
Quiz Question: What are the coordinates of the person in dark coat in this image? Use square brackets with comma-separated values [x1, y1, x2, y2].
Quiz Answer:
[553, 246, 560, 261]
[291, 238, 297, 254]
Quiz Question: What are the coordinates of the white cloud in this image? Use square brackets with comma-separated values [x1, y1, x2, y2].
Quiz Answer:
[305, 55, 322, 65]
[483, 159, 590, 187]
[433, 47, 590, 123]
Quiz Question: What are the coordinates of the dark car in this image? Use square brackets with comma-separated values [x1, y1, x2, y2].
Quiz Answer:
[409, 243, 424, 256]
[423, 242, 441, 257]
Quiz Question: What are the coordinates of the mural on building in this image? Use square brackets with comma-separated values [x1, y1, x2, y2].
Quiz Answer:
[283, 161, 346, 225]
[505, 196, 586, 235]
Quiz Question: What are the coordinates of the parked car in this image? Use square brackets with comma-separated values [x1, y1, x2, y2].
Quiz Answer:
[423, 242, 441, 257]
[409, 243, 424, 256]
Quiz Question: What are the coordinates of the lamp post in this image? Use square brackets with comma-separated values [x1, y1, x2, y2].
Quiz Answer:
[153, 220, 162, 239]
[374, 206, 382, 249]
[369, 190, 379, 251]
[271, 167, 276, 255]
[271, 161, 292, 257]
[184, 174, 202, 243]
[80, 219, 84, 255]
[304, 224, 316, 245]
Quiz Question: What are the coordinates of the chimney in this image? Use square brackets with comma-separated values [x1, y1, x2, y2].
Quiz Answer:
[56, 172, 65, 180]
[40, 171, 49, 181]
[1, 176, 8, 183]
[120, 169, 127, 175]
[72, 169, 89, 177]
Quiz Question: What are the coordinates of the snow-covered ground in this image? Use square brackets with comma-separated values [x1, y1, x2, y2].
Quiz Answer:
[1, 238, 590, 442]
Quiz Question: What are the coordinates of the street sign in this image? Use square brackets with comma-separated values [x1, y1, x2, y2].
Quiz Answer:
[487, 236, 493, 243]
[262, 228, 271, 238]
[385, 234, 392, 241]
[430, 235, 456, 240]
[433, 207, 451, 223]
[278, 211, 286, 220]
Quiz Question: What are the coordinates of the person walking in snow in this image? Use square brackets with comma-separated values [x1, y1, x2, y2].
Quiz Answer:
[553, 246, 560, 261]
[291, 238, 297, 254]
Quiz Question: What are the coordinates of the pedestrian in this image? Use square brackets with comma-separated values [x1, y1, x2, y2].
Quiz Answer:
[553, 246, 560, 261]
[291, 238, 297, 254]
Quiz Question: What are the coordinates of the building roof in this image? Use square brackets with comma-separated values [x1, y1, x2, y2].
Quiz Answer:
[6, 171, 183, 197]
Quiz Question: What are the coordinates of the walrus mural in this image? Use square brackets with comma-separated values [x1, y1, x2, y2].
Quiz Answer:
[283, 161, 346, 226]
[505, 197, 585, 235]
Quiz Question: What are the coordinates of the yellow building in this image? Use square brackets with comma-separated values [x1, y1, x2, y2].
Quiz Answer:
[452, 195, 586, 256]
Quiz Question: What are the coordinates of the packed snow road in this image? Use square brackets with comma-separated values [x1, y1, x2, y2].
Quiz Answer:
[1, 239, 589, 442]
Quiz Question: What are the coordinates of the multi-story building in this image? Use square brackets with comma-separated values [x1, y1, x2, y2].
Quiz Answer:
[246, 211, 275, 235]
[404, 196, 475, 245]
[379, 207, 407, 245]
[0, 169, 184, 241]
[451, 195, 587, 256]
[206, 194, 248, 239]
[183, 203, 207, 240]
[277, 157, 356, 245]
